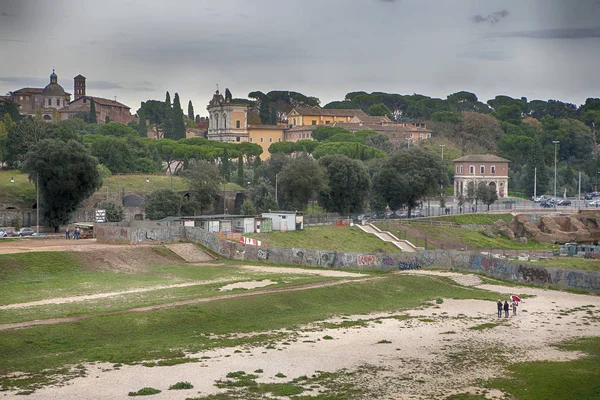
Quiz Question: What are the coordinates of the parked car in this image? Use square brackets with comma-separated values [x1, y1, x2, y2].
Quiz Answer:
[397, 211, 409, 218]
[557, 199, 572, 206]
[589, 200, 600, 207]
[585, 193, 594, 200]
[14, 227, 34, 237]
[540, 201, 554, 208]
[411, 211, 425, 218]
[0, 230, 8, 238]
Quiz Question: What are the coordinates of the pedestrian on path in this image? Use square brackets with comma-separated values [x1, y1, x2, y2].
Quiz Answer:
[512, 301, 518, 316]
[497, 300, 503, 318]
[65, 227, 70, 240]
[504, 300, 509, 318]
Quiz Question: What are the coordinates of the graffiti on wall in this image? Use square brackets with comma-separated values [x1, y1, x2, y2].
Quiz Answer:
[320, 252, 336, 267]
[565, 271, 600, 290]
[257, 249, 269, 261]
[517, 265, 552, 284]
[398, 259, 421, 270]
[380, 257, 396, 268]
[357, 255, 377, 266]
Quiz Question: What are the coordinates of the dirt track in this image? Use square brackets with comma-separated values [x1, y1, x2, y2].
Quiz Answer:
[0, 238, 145, 254]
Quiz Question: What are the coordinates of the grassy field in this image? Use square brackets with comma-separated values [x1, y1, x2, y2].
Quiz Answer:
[0, 170, 36, 207]
[0, 273, 496, 387]
[246, 225, 401, 253]
[428, 214, 514, 225]
[484, 337, 600, 400]
[376, 221, 555, 251]
[521, 257, 600, 272]
[0, 250, 346, 324]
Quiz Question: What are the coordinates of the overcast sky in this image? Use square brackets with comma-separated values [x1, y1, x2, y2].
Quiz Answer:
[1, 0, 599, 116]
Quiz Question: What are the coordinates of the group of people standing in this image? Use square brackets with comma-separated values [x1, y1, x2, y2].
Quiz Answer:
[497, 299, 518, 317]
[65, 227, 80, 240]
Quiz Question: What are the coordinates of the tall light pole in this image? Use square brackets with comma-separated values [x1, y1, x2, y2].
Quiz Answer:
[439, 144, 445, 160]
[552, 140, 560, 198]
[36, 173, 39, 235]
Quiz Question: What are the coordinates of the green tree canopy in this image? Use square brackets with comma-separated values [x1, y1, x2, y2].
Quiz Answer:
[312, 142, 387, 160]
[372, 147, 446, 214]
[145, 189, 181, 220]
[278, 155, 328, 210]
[182, 159, 222, 215]
[22, 139, 102, 231]
[366, 103, 391, 117]
[311, 126, 349, 142]
[318, 155, 371, 214]
[172, 93, 186, 140]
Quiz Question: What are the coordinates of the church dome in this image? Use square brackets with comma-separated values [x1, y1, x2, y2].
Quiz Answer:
[43, 69, 66, 96]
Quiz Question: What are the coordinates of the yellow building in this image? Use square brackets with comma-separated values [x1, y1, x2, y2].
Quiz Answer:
[206, 89, 284, 158]
[287, 107, 387, 127]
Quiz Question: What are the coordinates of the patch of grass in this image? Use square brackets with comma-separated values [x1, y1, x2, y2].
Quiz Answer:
[440, 331, 457, 334]
[377, 340, 392, 344]
[436, 297, 444, 304]
[323, 335, 334, 340]
[520, 257, 600, 272]
[275, 372, 287, 378]
[169, 381, 193, 390]
[0, 170, 36, 207]
[245, 226, 401, 253]
[431, 214, 514, 225]
[445, 394, 487, 400]
[0, 275, 497, 390]
[484, 337, 600, 400]
[469, 322, 504, 331]
[128, 387, 161, 396]
[253, 382, 304, 396]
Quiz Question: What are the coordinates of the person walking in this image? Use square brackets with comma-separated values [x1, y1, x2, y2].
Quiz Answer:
[512, 301, 518, 316]
[65, 227, 70, 240]
[497, 300, 503, 318]
[504, 300, 509, 318]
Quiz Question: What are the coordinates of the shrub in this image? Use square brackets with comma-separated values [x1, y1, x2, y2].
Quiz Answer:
[169, 381, 193, 390]
[128, 387, 161, 396]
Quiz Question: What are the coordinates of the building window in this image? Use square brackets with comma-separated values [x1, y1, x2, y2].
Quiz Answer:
[249, 138, 253, 142]
[469, 165, 474, 174]
[236, 120, 240, 129]
[83, 98, 87, 103]
[57, 99, 60, 106]
[293, 118, 296, 125]
[480, 165, 485, 174]
[460, 166, 464, 174]
[491, 166, 496, 174]
[19, 96, 23, 100]
[325, 121, 330, 124]
[260, 137, 264, 142]
[278, 138, 281, 142]
[269, 137, 272, 143]
[236, 137, 240, 142]
[311, 120, 316, 125]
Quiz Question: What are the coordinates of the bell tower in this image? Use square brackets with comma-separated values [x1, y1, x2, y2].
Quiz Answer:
[73, 74, 86, 100]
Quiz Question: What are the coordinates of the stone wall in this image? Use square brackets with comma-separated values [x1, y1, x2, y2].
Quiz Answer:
[95, 225, 600, 292]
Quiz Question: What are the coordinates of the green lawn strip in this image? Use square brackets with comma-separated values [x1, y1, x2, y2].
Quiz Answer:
[245, 226, 401, 253]
[0, 170, 36, 207]
[483, 337, 600, 400]
[0, 275, 339, 324]
[0, 275, 497, 385]
[0, 253, 257, 305]
[519, 257, 600, 272]
[429, 214, 514, 225]
[392, 224, 553, 250]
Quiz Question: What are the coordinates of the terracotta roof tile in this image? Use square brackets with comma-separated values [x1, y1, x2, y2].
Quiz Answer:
[453, 155, 510, 163]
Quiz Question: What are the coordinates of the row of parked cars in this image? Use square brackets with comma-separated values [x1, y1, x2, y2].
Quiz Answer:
[356, 210, 425, 221]
[0, 227, 35, 238]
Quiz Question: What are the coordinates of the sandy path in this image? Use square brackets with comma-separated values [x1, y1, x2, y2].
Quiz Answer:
[8, 272, 599, 400]
[0, 238, 146, 254]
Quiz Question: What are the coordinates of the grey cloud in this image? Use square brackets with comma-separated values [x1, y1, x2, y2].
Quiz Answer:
[87, 81, 124, 90]
[378, 0, 398, 2]
[491, 27, 600, 39]
[128, 81, 155, 92]
[0, 76, 48, 87]
[0, 38, 27, 42]
[471, 9, 509, 23]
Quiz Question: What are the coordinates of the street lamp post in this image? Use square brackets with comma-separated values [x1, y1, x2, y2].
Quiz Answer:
[36, 173, 39, 235]
[275, 173, 280, 204]
[439, 144, 445, 160]
[552, 140, 560, 199]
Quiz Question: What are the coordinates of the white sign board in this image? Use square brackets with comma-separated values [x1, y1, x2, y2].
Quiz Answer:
[95, 209, 107, 223]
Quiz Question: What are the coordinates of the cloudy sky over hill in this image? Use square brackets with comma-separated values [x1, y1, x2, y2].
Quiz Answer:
[1, 0, 599, 115]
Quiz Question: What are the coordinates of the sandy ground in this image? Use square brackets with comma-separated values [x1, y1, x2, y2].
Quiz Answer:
[0, 238, 139, 254]
[3, 270, 599, 399]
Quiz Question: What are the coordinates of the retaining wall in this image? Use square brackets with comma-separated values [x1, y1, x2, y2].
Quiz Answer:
[94, 224, 600, 292]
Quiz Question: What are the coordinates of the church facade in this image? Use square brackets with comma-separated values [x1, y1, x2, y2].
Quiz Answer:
[9, 70, 132, 124]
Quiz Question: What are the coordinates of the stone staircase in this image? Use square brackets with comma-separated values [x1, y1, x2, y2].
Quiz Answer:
[357, 223, 421, 253]
[165, 243, 215, 262]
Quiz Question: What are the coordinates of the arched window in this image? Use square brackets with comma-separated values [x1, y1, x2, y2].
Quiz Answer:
[222, 114, 226, 129]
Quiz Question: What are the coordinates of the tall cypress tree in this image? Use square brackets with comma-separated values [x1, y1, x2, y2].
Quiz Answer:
[172, 93, 186, 140]
[188, 100, 194, 120]
[163, 91, 173, 139]
[222, 147, 230, 182]
[89, 98, 97, 124]
[238, 156, 244, 185]
[137, 111, 148, 137]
